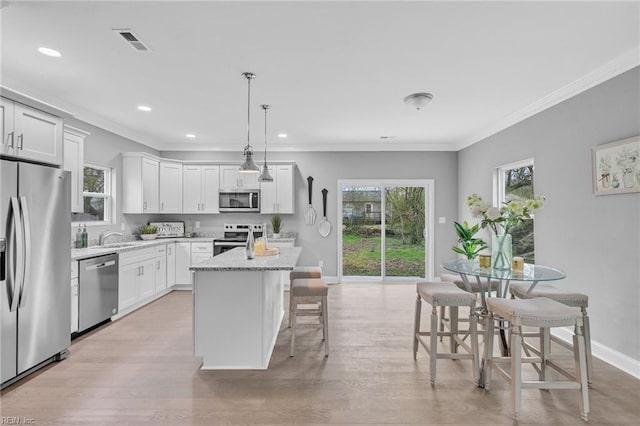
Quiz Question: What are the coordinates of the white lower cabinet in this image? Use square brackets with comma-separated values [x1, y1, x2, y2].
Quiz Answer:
[166, 242, 176, 287]
[118, 246, 157, 312]
[155, 245, 168, 292]
[175, 242, 192, 285]
[71, 261, 79, 333]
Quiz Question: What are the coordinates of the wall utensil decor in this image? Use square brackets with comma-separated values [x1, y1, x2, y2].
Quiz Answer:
[592, 135, 640, 195]
[318, 188, 331, 237]
[305, 176, 317, 225]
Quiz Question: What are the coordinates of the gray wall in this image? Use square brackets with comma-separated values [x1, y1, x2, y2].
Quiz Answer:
[161, 151, 459, 277]
[458, 67, 640, 361]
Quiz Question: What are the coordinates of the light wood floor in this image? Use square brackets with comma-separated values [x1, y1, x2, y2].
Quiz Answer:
[1, 283, 639, 425]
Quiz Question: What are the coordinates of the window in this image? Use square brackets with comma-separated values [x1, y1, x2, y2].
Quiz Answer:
[496, 159, 536, 263]
[72, 164, 113, 224]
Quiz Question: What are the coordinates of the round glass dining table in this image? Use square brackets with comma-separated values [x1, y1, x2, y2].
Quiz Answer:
[441, 259, 566, 309]
[440, 259, 567, 370]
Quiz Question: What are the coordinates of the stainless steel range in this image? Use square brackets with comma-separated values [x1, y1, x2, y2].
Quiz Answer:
[213, 224, 263, 256]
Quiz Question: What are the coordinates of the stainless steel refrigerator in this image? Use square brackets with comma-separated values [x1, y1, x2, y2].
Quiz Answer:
[1, 159, 71, 387]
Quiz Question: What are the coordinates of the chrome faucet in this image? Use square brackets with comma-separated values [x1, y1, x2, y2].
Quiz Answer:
[99, 231, 123, 246]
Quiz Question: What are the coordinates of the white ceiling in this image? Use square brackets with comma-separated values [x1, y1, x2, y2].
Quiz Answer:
[1, 1, 638, 152]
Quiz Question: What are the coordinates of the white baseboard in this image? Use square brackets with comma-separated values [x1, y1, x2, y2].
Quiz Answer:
[552, 327, 640, 380]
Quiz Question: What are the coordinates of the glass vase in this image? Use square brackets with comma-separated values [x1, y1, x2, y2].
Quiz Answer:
[491, 233, 512, 270]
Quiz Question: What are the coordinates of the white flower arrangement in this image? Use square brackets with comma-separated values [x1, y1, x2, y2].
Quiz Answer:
[466, 193, 546, 235]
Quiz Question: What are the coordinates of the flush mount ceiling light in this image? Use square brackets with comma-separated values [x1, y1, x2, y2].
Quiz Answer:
[403, 92, 434, 110]
[277, 133, 288, 139]
[239, 72, 260, 174]
[38, 47, 61, 57]
[258, 105, 274, 182]
[137, 105, 151, 112]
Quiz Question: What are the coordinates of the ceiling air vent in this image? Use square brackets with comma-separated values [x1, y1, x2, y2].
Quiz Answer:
[113, 29, 151, 52]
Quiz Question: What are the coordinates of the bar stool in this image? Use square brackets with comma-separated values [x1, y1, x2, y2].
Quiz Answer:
[413, 281, 479, 385]
[288, 266, 322, 328]
[484, 297, 589, 421]
[509, 282, 592, 383]
[290, 278, 329, 357]
[439, 274, 497, 350]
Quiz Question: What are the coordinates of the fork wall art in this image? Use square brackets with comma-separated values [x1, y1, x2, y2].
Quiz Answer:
[592, 135, 640, 195]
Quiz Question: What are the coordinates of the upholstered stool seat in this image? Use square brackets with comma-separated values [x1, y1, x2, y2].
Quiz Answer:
[289, 278, 329, 357]
[484, 297, 589, 421]
[413, 282, 479, 385]
[509, 282, 592, 383]
[288, 266, 323, 328]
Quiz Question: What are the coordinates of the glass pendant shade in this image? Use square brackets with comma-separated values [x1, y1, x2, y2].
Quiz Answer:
[239, 148, 259, 173]
[259, 163, 273, 182]
[239, 72, 259, 173]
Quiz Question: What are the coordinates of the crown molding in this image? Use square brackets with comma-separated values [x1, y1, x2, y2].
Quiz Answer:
[154, 140, 457, 152]
[456, 49, 640, 151]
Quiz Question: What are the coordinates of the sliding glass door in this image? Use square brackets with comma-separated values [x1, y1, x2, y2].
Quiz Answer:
[339, 180, 433, 281]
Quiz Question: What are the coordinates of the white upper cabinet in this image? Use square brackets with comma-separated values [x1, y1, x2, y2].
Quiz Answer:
[183, 165, 220, 213]
[63, 126, 89, 213]
[260, 164, 295, 214]
[220, 165, 259, 189]
[1, 97, 63, 166]
[122, 153, 159, 214]
[159, 160, 183, 213]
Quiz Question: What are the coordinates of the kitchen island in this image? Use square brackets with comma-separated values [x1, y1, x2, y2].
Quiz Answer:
[190, 246, 302, 369]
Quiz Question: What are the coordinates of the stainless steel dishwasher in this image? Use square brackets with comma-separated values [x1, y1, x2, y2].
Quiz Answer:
[78, 254, 119, 333]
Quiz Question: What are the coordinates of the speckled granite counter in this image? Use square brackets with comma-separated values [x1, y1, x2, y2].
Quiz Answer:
[192, 246, 302, 370]
[190, 246, 302, 271]
[71, 237, 215, 261]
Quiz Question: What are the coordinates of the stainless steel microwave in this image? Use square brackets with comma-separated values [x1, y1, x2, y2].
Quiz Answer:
[218, 189, 260, 212]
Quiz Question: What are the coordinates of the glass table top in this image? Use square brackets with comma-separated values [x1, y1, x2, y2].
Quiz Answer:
[441, 259, 566, 282]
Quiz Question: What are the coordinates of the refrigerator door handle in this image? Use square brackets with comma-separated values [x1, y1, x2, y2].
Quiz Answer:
[9, 196, 24, 312]
[18, 196, 31, 308]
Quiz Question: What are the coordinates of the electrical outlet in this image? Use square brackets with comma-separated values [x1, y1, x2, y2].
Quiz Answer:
[120, 222, 126, 231]
[439, 217, 446, 224]
[195, 221, 200, 228]
[318, 260, 324, 269]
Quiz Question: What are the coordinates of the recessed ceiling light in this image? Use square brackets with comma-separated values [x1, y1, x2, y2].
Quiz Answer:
[379, 136, 396, 140]
[137, 105, 152, 112]
[185, 133, 196, 139]
[277, 133, 288, 138]
[38, 47, 61, 57]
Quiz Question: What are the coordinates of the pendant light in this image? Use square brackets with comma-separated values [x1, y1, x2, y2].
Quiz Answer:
[258, 104, 274, 182]
[239, 72, 260, 173]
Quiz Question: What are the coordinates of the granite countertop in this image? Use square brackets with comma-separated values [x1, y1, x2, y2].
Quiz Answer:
[71, 237, 216, 261]
[190, 246, 302, 272]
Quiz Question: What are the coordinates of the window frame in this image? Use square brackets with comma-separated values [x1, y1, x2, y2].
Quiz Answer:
[494, 158, 536, 262]
[72, 163, 115, 225]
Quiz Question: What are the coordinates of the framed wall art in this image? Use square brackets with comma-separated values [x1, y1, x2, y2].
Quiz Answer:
[592, 135, 640, 195]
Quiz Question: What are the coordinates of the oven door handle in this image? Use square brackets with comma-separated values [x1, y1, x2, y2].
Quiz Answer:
[214, 241, 246, 246]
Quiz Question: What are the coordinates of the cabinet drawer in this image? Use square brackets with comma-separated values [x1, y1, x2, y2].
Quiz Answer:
[191, 242, 213, 253]
[119, 247, 157, 266]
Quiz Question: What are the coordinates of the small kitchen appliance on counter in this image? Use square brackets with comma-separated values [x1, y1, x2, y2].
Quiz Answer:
[213, 224, 263, 256]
